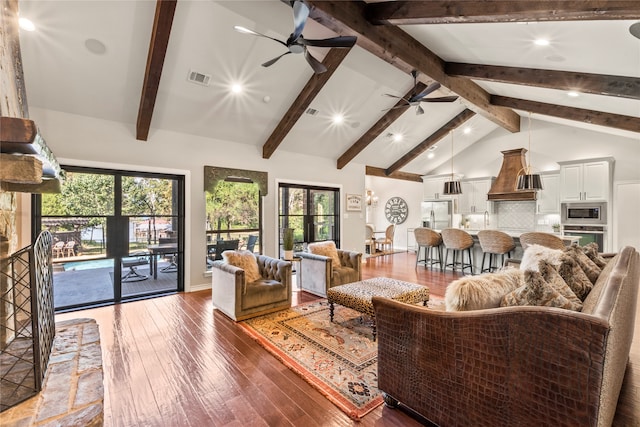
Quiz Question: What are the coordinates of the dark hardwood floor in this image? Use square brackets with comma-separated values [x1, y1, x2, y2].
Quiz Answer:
[56, 252, 640, 426]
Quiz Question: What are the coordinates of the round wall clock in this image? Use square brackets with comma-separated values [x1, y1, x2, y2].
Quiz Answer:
[384, 197, 408, 224]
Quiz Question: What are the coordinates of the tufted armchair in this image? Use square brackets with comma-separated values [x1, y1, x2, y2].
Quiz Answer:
[298, 241, 362, 297]
[211, 253, 292, 321]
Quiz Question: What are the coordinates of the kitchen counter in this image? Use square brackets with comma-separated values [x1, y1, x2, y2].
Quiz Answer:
[453, 229, 581, 246]
[432, 229, 581, 273]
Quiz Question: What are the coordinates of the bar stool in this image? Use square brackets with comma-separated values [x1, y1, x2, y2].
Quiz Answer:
[414, 228, 443, 270]
[477, 230, 516, 273]
[441, 228, 474, 275]
[519, 232, 565, 251]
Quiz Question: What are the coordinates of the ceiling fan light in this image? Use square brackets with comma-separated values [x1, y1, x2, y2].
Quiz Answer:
[517, 173, 543, 191]
[443, 180, 462, 195]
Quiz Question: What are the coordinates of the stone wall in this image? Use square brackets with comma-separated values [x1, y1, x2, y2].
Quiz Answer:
[0, 0, 31, 353]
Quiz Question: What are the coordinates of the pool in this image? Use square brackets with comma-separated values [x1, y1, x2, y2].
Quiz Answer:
[63, 259, 114, 271]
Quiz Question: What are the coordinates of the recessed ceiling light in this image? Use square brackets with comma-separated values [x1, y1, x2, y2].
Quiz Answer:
[567, 91, 580, 98]
[546, 55, 565, 62]
[427, 152, 435, 159]
[263, 95, 271, 103]
[85, 38, 107, 55]
[534, 38, 550, 46]
[393, 133, 403, 142]
[231, 83, 243, 94]
[630, 22, 640, 40]
[19, 17, 35, 32]
[463, 127, 471, 135]
[332, 114, 344, 124]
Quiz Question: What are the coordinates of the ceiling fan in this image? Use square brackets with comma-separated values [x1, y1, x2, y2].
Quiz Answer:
[384, 71, 459, 115]
[233, 0, 356, 74]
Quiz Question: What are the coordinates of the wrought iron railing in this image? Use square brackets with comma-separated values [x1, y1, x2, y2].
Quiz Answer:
[0, 231, 55, 412]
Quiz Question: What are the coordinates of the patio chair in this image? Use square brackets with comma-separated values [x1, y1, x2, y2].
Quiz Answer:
[64, 240, 77, 257]
[122, 252, 150, 282]
[246, 235, 258, 253]
[52, 241, 65, 258]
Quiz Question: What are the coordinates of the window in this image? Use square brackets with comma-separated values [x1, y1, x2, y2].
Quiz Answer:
[205, 179, 261, 269]
[278, 183, 340, 253]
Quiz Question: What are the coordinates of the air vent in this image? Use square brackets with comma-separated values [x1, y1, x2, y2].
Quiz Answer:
[187, 70, 211, 86]
[305, 108, 319, 116]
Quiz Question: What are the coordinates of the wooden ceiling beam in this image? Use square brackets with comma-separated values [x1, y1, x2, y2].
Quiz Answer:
[306, 1, 520, 134]
[365, 1, 640, 25]
[136, 0, 177, 141]
[336, 82, 427, 169]
[262, 48, 350, 159]
[365, 166, 423, 183]
[447, 63, 640, 100]
[491, 95, 640, 133]
[385, 109, 476, 176]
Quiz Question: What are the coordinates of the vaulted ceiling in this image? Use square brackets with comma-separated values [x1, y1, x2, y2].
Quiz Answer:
[17, 1, 640, 182]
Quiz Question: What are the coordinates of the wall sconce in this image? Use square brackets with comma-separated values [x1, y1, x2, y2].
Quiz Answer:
[366, 190, 378, 207]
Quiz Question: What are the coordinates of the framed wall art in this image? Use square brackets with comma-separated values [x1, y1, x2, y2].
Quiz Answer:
[346, 194, 363, 211]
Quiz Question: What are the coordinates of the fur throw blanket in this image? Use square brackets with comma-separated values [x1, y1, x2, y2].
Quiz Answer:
[445, 268, 524, 311]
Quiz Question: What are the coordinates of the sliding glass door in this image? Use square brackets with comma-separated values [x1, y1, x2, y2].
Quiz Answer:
[278, 183, 340, 254]
[34, 166, 184, 311]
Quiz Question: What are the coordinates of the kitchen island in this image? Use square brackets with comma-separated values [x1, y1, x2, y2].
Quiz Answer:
[434, 229, 581, 274]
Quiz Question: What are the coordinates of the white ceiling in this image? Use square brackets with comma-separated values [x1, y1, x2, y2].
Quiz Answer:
[17, 1, 640, 175]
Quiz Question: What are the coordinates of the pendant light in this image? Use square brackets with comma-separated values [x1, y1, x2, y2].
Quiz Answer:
[443, 130, 462, 195]
[517, 112, 543, 191]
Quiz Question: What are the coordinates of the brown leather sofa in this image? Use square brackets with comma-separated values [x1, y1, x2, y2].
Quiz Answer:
[373, 246, 639, 427]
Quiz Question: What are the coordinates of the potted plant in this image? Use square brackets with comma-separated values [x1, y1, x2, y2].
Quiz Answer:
[552, 223, 561, 233]
[282, 228, 295, 260]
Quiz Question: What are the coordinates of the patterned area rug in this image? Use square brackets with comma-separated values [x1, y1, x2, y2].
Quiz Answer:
[239, 300, 382, 419]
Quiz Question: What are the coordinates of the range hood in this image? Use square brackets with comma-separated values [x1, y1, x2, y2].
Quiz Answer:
[487, 148, 537, 201]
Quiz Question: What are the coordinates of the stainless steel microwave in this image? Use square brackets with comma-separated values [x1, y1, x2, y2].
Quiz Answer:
[561, 202, 607, 225]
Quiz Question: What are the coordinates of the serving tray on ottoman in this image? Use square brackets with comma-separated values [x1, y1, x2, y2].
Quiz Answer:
[327, 277, 429, 341]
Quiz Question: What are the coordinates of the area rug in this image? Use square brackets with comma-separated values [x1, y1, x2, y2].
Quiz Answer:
[239, 300, 382, 420]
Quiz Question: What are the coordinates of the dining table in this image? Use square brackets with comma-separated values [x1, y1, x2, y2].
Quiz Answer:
[147, 243, 179, 280]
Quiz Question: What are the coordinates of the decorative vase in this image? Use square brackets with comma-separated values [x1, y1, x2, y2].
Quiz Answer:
[284, 250, 294, 261]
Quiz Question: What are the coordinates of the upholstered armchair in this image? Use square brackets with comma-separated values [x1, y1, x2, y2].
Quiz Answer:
[211, 252, 292, 321]
[298, 241, 362, 297]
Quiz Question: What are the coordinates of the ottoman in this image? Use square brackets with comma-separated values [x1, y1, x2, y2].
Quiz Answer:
[327, 277, 430, 341]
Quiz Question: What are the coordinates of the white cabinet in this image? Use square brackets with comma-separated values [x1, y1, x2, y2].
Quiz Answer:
[458, 178, 494, 214]
[422, 175, 459, 200]
[537, 173, 560, 214]
[560, 160, 612, 202]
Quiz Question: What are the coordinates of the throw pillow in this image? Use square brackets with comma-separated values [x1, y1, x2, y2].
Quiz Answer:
[519, 244, 564, 272]
[557, 253, 593, 300]
[565, 245, 601, 284]
[222, 250, 261, 283]
[538, 260, 582, 311]
[445, 268, 524, 311]
[308, 241, 342, 267]
[583, 242, 609, 269]
[500, 270, 580, 311]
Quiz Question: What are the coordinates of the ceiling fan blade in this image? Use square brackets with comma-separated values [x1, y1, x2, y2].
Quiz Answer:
[234, 26, 287, 47]
[381, 105, 411, 112]
[304, 50, 327, 73]
[416, 105, 425, 115]
[409, 82, 442, 103]
[383, 93, 404, 99]
[300, 36, 357, 48]
[262, 51, 291, 68]
[421, 96, 459, 103]
[291, 0, 309, 42]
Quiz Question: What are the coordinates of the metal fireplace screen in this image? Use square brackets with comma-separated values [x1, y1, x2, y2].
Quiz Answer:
[1, 231, 55, 411]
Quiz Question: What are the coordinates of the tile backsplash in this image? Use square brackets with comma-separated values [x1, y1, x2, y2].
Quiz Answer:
[496, 201, 536, 230]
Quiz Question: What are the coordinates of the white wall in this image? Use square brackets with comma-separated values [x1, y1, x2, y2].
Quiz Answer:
[29, 108, 367, 291]
[364, 175, 423, 251]
[430, 119, 640, 182]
